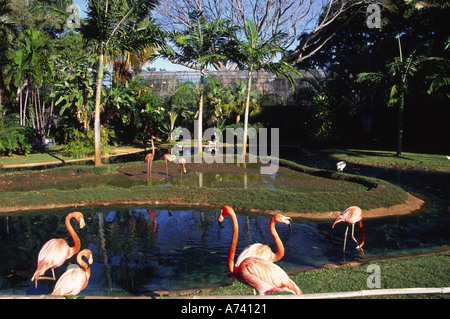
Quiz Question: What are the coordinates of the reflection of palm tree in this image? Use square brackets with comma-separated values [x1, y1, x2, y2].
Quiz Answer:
[98, 212, 112, 294]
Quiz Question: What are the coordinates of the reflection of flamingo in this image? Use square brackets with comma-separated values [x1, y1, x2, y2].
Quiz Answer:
[144, 136, 157, 175]
[178, 157, 186, 175]
[332, 206, 365, 253]
[218, 205, 302, 295]
[52, 249, 93, 296]
[161, 153, 176, 177]
[147, 209, 157, 232]
[236, 214, 291, 267]
[31, 212, 85, 288]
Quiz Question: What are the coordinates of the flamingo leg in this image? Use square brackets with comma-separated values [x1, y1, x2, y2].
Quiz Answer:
[52, 268, 55, 279]
[343, 225, 349, 253]
[165, 161, 168, 177]
[150, 161, 153, 174]
[351, 223, 359, 245]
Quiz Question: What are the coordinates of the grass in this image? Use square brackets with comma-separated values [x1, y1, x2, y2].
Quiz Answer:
[319, 148, 450, 171]
[180, 252, 450, 299]
[0, 159, 409, 214]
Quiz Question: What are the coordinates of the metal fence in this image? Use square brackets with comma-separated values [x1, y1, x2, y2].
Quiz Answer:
[140, 69, 326, 99]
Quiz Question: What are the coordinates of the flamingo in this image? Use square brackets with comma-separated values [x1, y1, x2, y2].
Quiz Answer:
[31, 212, 85, 288]
[144, 136, 157, 175]
[218, 205, 302, 295]
[332, 206, 365, 253]
[235, 214, 292, 267]
[161, 153, 176, 177]
[178, 157, 186, 176]
[51, 249, 93, 296]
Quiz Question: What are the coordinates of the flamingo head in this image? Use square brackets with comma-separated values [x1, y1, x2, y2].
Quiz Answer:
[218, 205, 233, 228]
[71, 212, 85, 229]
[79, 249, 94, 267]
[274, 214, 292, 229]
[332, 215, 344, 229]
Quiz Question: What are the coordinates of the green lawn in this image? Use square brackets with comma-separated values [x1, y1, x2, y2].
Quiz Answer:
[319, 148, 450, 171]
[181, 252, 450, 299]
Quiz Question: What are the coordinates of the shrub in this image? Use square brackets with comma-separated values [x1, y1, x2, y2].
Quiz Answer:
[64, 127, 113, 158]
[0, 117, 34, 156]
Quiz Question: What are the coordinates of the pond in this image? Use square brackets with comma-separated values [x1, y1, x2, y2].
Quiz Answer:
[0, 149, 449, 296]
[0, 200, 448, 296]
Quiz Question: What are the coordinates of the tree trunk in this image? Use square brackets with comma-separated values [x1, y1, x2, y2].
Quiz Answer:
[396, 92, 404, 157]
[241, 69, 252, 157]
[94, 44, 105, 166]
[197, 68, 205, 155]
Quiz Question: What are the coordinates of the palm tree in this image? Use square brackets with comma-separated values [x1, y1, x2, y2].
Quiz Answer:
[81, 0, 162, 166]
[165, 11, 230, 155]
[358, 35, 421, 157]
[228, 19, 300, 157]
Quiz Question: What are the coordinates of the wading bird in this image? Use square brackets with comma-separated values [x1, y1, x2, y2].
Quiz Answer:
[144, 136, 158, 175]
[235, 214, 292, 267]
[31, 212, 85, 288]
[336, 161, 346, 172]
[178, 157, 186, 176]
[161, 153, 176, 177]
[52, 249, 93, 296]
[218, 205, 302, 295]
[332, 206, 365, 253]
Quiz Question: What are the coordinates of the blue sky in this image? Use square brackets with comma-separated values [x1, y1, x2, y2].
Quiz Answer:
[72, 0, 187, 71]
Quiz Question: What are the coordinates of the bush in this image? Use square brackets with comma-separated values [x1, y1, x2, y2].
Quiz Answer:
[0, 117, 34, 156]
[64, 127, 113, 158]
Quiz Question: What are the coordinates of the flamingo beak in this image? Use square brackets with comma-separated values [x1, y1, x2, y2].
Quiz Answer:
[79, 218, 85, 229]
[218, 211, 225, 228]
[88, 255, 93, 265]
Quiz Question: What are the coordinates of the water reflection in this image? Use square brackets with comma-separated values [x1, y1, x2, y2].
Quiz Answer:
[0, 202, 449, 296]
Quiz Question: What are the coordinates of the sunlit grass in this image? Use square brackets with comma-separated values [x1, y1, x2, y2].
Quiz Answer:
[184, 252, 450, 299]
[320, 149, 450, 171]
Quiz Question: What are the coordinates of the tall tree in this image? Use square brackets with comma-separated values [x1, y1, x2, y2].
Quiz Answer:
[81, 0, 162, 166]
[228, 19, 300, 157]
[165, 11, 230, 154]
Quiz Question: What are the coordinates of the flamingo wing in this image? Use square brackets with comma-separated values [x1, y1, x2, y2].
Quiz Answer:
[236, 257, 302, 295]
[32, 238, 70, 281]
[145, 153, 154, 163]
[51, 267, 90, 296]
[235, 243, 274, 267]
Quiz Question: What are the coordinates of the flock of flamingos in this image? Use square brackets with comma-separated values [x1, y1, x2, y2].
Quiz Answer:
[30, 136, 365, 296]
[30, 205, 364, 296]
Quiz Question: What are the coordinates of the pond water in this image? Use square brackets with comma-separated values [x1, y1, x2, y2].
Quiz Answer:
[0, 150, 449, 296]
[0, 200, 448, 296]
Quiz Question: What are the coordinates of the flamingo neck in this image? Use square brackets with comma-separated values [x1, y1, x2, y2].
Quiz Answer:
[227, 210, 239, 274]
[66, 214, 81, 258]
[270, 218, 284, 262]
[77, 253, 91, 278]
[358, 220, 365, 248]
[151, 139, 155, 154]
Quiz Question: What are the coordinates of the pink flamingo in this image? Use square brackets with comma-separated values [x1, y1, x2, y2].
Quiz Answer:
[218, 205, 302, 295]
[178, 157, 186, 176]
[161, 153, 176, 177]
[147, 209, 157, 232]
[332, 206, 365, 253]
[235, 214, 292, 267]
[51, 249, 93, 296]
[31, 212, 85, 288]
[144, 136, 157, 175]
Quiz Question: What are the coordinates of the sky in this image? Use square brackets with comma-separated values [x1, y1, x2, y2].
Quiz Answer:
[72, 0, 188, 71]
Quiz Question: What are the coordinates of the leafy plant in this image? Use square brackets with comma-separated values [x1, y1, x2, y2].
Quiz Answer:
[0, 116, 34, 156]
[64, 127, 113, 159]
